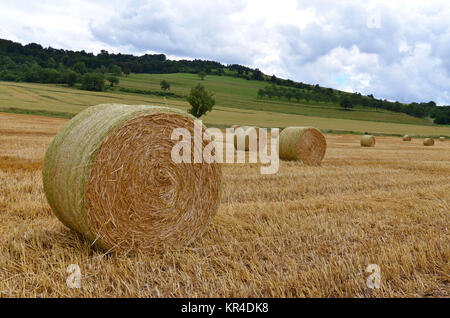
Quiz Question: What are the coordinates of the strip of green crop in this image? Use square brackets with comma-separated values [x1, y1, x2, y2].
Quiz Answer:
[0, 107, 75, 118]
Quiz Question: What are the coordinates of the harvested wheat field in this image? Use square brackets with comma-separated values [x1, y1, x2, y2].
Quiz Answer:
[0, 112, 449, 297]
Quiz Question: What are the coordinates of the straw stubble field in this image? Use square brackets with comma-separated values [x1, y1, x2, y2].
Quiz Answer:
[0, 112, 448, 297]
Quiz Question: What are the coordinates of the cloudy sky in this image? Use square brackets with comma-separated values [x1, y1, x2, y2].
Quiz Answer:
[1, 0, 450, 104]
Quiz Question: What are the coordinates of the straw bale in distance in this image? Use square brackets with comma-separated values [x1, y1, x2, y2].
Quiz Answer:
[279, 127, 327, 165]
[361, 135, 376, 147]
[402, 135, 412, 141]
[423, 138, 435, 146]
[439, 136, 446, 141]
[42, 104, 222, 254]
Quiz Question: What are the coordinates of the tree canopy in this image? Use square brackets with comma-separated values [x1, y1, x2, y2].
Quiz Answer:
[160, 79, 170, 91]
[198, 71, 207, 80]
[106, 76, 119, 87]
[81, 73, 105, 91]
[186, 84, 215, 118]
[340, 96, 354, 110]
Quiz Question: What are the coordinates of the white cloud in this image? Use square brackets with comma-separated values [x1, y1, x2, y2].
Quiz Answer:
[0, 0, 119, 52]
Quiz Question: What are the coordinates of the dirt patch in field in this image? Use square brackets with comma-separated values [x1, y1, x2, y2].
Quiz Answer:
[0, 112, 67, 135]
[0, 129, 57, 137]
[0, 156, 42, 171]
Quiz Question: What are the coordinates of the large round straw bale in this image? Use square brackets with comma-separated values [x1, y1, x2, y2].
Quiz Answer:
[43, 104, 221, 254]
[439, 136, 446, 141]
[402, 135, 412, 141]
[423, 138, 434, 146]
[233, 126, 265, 151]
[360, 135, 376, 147]
[279, 127, 326, 165]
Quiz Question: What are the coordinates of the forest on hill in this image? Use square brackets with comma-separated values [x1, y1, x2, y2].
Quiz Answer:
[0, 38, 449, 124]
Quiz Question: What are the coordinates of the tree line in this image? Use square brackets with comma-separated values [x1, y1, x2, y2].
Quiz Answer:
[258, 84, 338, 104]
[0, 39, 223, 84]
[257, 85, 450, 124]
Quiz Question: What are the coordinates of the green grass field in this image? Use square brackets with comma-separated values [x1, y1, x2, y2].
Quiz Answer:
[119, 73, 433, 125]
[1, 77, 449, 137]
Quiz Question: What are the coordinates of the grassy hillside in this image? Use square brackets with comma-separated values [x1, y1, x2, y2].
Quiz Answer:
[1, 79, 449, 137]
[119, 73, 433, 125]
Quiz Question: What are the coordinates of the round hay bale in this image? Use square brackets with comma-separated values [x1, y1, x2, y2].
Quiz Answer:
[439, 136, 446, 141]
[360, 135, 376, 147]
[43, 104, 221, 254]
[279, 127, 327, 165]
[423, 138, 434, 146]
[402, 135, 412, 141]
[233, 126, 265, 151]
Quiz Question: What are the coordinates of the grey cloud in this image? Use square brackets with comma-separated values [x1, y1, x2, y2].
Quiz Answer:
[90, 0, 251, 64]
[2, 0, 450, 104]
[271, 1, 450, 103]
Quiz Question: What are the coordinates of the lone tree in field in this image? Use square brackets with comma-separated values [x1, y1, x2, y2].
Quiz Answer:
[187, 84, 215, 118]
[81, 73, 105, 91]
[160, 79, 170, 91]
[198, 71, 207, 80]
[340, 96, 354, 110]
[107, 76, 119, 87]
[124, 68, 131, 77]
